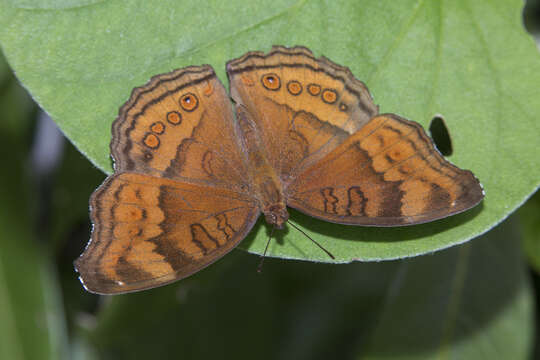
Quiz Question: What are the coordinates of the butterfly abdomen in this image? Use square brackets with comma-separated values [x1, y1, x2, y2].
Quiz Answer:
[236, 104, 289, 228]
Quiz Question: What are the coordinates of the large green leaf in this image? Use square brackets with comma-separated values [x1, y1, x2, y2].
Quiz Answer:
[80, 216, 532, 359]
[0, 0, 539, 262]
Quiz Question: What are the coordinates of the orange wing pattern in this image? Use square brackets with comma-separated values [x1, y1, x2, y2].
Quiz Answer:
[227, 46, 379, 184]
[286, 114, 484, 226]
[76, 46, 484, 294]
[75, 173, 259, 294]
[111, 65, 249, 193]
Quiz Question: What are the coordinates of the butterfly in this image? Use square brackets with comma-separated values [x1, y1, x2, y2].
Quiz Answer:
[75, 46, 484, 294]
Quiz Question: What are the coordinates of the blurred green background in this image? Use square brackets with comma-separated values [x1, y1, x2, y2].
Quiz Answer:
[1, 0, 540, 359]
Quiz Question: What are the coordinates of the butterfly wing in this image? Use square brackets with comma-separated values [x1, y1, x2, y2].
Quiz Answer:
[78, 66, 260, 294]
[227, 46, 378, 183]
[111, 65, 249, 193]
[286, 114, 484, 226]
[75, 173, 260, 294]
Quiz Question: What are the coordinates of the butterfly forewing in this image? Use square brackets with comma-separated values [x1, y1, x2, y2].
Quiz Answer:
[111, 65, 250, 193]
[227, 46, 379, 183]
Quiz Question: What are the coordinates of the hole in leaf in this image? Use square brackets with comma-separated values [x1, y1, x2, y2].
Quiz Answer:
[429, 115, 453, 156]
[523, 0, 540, 38]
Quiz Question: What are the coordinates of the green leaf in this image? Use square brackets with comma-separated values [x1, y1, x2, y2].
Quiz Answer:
[517, 190, 540, 273]
[5, 0, 105, 10]
[0, 69, 68, 360]
[81, 216, 532, 359]
[0, 0, 539, 261]
[360, 216, 533, 359]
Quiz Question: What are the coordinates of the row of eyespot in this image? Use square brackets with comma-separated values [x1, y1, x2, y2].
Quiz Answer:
[260, 73, 342, 107]
[142, 93, 200, 149]
[142, 72, 347, 150]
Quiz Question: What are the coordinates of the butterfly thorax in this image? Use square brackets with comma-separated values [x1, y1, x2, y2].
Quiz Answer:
[236, 105, 289, 228]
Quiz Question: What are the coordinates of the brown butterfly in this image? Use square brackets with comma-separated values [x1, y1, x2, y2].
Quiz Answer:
[75, 46, 484, 294]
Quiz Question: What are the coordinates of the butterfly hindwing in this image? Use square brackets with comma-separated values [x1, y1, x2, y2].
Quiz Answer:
[75, 173, 260, 294]
[286, 114, 484, 226]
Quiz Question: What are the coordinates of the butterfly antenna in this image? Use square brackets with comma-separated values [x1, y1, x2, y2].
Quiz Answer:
[287, 220, 335, 260]
[257, 226, 275, 273]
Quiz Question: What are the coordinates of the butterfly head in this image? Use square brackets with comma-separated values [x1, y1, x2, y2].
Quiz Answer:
[263, 203, 289, 229]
